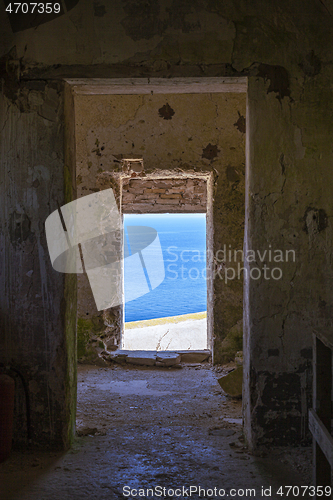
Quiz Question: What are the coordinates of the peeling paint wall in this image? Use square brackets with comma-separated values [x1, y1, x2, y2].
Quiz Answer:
[1, 0, 333, 450]
[243, 75, 333, 447]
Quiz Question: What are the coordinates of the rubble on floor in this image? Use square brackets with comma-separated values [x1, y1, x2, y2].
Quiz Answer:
[156, 353, 181, 366]
[217, 350, 243, 398]
[218, 366, 243, 398]
[0, 364, 311, 500]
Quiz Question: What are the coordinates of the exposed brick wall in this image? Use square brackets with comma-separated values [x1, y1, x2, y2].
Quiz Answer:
[122, 178, 207, 213]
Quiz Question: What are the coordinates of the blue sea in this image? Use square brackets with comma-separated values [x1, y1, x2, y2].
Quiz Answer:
[124, 213, 207, 322]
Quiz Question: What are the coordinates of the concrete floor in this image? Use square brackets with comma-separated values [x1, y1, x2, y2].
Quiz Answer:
[1, 364, 311, 500]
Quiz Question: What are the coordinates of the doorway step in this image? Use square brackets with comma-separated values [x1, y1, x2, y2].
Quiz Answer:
[105, 350, 211, 367]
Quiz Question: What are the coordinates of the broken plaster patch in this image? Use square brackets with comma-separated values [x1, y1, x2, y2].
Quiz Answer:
[303, 207, 328, 235]
[202, 143, 220, 160]
[158, 103, 175, 120]
[233, 112, 246, 133]
[257, 64, 291, 101]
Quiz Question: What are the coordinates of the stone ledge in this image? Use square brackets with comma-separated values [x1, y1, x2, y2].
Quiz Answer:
[105, 349, 211, 366]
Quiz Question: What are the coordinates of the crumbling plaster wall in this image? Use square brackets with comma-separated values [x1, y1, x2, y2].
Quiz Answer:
[1, 0, 333, 450]
[74, 92, 245, 363]
[0, 83, 77, 449]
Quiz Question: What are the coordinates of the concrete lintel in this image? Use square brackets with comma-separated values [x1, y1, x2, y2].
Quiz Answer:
[65, 77, 248, 95]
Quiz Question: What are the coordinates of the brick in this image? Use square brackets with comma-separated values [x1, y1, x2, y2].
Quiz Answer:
[124, 204, 156, 212]
[156, 198, 180, 205]
[180, 205, 206, 212]
[136, 194, 159, 200]
[151, 205, 182, 212]
[122, 193, 136, 202]
[127, 188, 144, 194]
[160, 194, 182, 199]
[170, 180, 187, 186]
[155, 182, 173, 188]
[167, 188, 185, 194]
[180, 199, 200, 206]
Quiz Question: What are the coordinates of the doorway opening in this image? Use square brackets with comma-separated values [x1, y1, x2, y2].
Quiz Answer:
[66, 77, 247, 443]
[122, 213, 208, 351]
[69, 79, 247, 369]
[65, 77, 246, 456]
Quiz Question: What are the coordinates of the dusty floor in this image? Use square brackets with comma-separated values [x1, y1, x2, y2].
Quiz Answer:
[1, 364, 311, 500]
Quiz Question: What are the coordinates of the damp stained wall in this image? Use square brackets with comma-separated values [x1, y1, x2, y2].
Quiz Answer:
[0, 83, 74, 449]
[74, 92, 245, 362]
[1, 0, 333, 450]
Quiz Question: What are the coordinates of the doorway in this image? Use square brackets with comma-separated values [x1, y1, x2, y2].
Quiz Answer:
[65, 77, 246, 445]
[122, 213, 208, 351]
[70, 79, 246, 366]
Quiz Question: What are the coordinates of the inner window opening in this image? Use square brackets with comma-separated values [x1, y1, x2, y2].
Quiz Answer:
[122, 213, 208, 351]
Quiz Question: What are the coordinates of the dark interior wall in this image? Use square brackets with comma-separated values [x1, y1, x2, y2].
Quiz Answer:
[0, 83, 72, 448]
[1, 0, 333, 450]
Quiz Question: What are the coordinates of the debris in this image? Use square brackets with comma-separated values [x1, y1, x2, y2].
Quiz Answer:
[177, 351, 210, 363]
[218, 367, 243, 398]
[126, 352, 156, 366]
[109, 352, 128, 364]
[156, 353, 181, 366]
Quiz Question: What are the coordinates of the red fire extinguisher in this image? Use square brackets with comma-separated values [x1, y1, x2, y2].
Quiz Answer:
[0, 374, 15, 463]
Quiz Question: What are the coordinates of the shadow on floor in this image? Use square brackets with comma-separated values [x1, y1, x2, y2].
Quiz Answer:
[0, 364, 311, 500]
